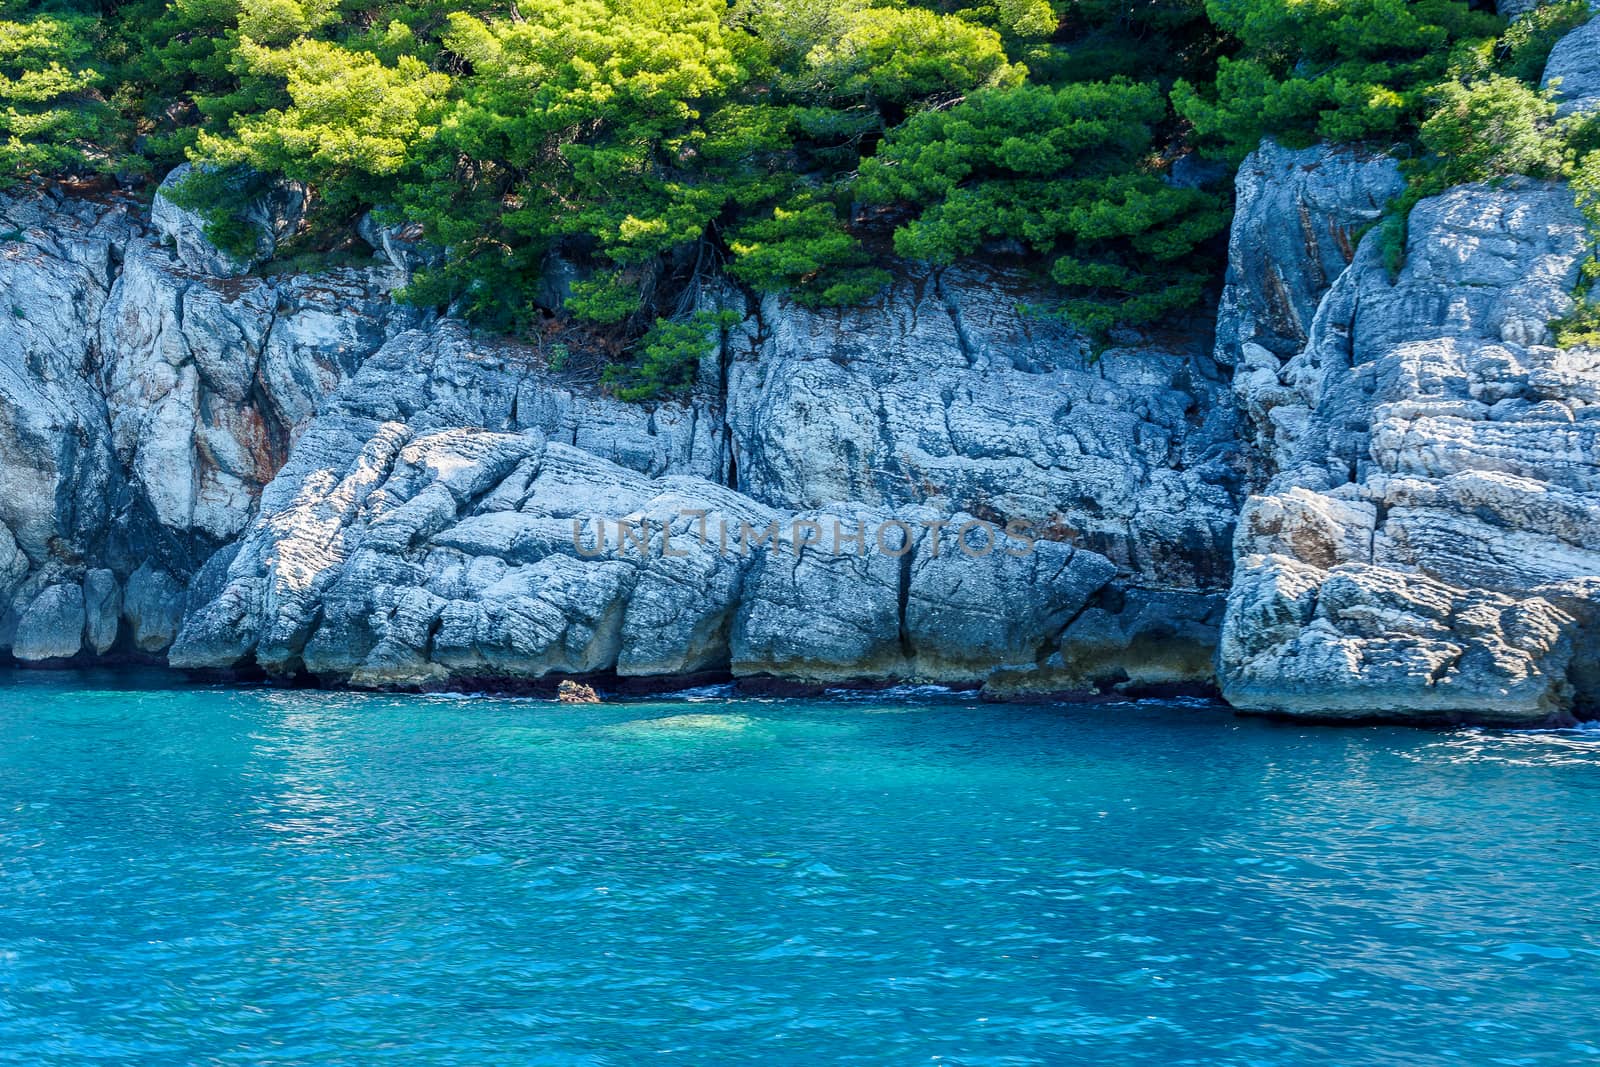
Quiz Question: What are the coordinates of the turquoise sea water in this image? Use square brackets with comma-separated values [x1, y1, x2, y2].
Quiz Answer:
[2, 671, 1599, 1065]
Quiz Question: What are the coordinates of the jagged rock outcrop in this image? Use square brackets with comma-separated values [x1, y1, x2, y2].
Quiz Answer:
[0, 181, 414, 662]
[168, 311, 1138, 690]
[1214, 4, 1600, 726]
[1219, 141, 1406, 475]
[728, 272, 1241, 587]
[0, 191, 135, 657]
[1219, 165, 1600, 723]
[100, 240, 418, 546]
[151, 164, 308, 276]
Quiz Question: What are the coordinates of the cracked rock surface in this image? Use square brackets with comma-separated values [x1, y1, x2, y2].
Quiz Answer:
[1220, 165, 1600, 723]
[10, 16, 1600, 722]
[169, 322, 1129, 690]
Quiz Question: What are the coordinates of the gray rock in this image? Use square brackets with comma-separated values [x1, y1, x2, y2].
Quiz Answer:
[174, 411, 1123, 688]
[98, 239, 416, 546]
[1544, 11, 1600, 117]
[357, 211, 442, 277]
[0, 523, 26, 604]
[82, 569, 121, 655]
[151, 163, 308, 276]
[124, 564, 184, 653]
[1222, 558, 1573, 723]
[0, 175, 421, 666]
[1053, 589, 1228, 695]
[726, 266, 1241, 592]
[535, 253, 586, 311]
[0, 193, 129, 584]
[1218, 142, 1404, 477]
[1218, 141, 1403, 368]
[729, 507, 914, 681]
[13, 584, 86, 661]
[905, 516, 1117, 678]
[1220, 165, 1600, 723]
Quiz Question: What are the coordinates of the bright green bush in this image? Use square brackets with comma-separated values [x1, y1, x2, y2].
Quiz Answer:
[0, 4, 120, 186]
[601, 310, 741, 401]
[724, 198, 891, 307]
[1174, 0, 1503, 163]
[1416, 75, 1571, 190]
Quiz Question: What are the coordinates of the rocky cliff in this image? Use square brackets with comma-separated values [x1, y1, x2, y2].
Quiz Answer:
[1220, 171, 1600, 724]
[2, 20, 1599, 724]
[0, 183, 1241, 696]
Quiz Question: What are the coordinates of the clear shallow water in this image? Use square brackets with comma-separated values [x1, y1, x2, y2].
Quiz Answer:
[3, 672, 1600, 1065]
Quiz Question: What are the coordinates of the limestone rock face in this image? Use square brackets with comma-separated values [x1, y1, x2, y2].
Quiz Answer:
[1544, 12, 1600, 117]
[0, 177, 413, 659]
[170, 330, 1126, 689]
[0, 191, 134, 656]
[1220, 168, 1600, 724]
[356, 211, 442, 277]
[727, 269, 1241, 591]
[13, 583, 86, 661]
[99, 242, 417, 549]
[1217, 142, 1405, 474]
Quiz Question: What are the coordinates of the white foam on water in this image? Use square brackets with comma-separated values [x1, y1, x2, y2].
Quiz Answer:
[822, 684, 968, 701]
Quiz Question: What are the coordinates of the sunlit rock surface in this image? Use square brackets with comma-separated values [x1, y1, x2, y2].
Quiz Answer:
[8, 13, 1600, 719]
[170, 329, 1123, 689]
[1220, 172, 1600, 723]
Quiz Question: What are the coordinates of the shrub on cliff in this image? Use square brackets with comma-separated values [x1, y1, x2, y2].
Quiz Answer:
[1174, 0, 1503, 163]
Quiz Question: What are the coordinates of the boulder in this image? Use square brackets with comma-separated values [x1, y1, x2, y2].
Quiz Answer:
[124, 564, 184, 653]
[1544, 12, 1600, 117]
[13, 584, 86, 661]
[82, 569, 121, 655]
[557, 680, 601, 704]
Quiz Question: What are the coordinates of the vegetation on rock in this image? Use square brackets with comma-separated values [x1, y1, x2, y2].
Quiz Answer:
[4, 0, 1598, 393]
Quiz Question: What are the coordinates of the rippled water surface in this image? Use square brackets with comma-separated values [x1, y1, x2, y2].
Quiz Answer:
[3, 671, 1600, 1064]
